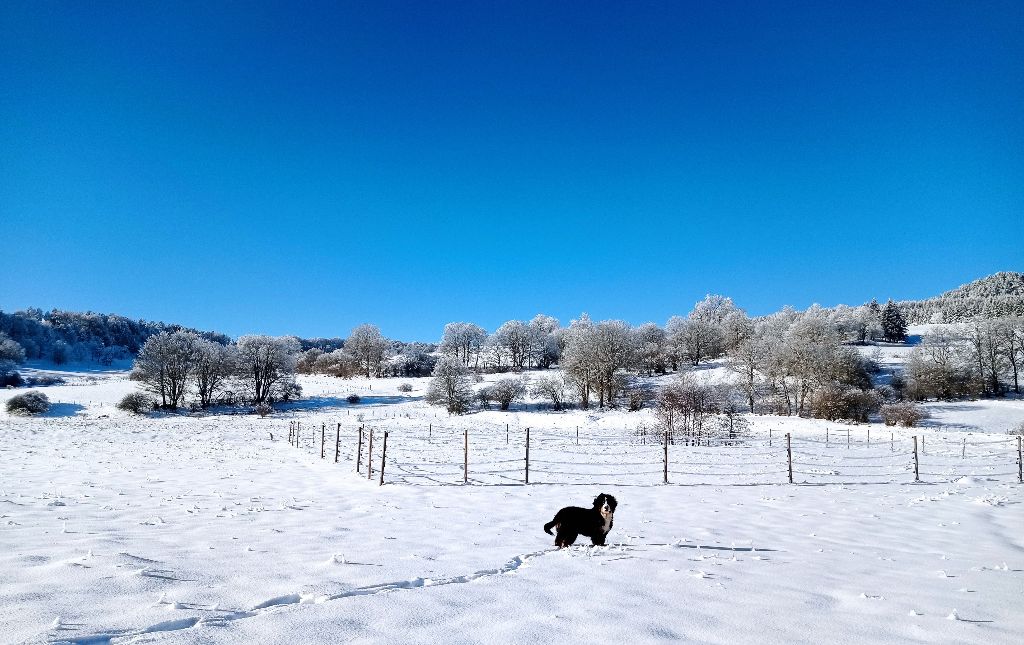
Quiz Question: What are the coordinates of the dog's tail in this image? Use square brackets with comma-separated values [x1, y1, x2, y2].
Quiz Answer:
[543, 520, 557, 535]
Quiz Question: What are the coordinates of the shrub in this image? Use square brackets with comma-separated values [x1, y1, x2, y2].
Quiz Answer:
[809, 386, 881, 422]
[489, 377, 526, 411]
[0, 361, 24, 387]
[880, 402, 928, 427]
[117, 392, 153, 414]
[24, 374, 66, 387]
[397, 383, 413, 393]
[347, 394, 361, 404]
[626, 387, 646, 412]
[1008, 421, 1024, 437]
[6, 391, 50, 415]
[530, 375, 566, 411]
[255, 402, 273, 417]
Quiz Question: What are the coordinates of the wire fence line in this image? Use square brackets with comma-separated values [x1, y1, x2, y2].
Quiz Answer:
[285, 420, 1024, 487]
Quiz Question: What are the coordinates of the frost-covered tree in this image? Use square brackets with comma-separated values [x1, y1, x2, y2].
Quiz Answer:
[134, 331, 201, 409]
[560, 314, 598, 408]
[527, 314, 561, 368]
[296, 348, 323, 374]
[0, 332, 26, 364]
[666, 316, 719, 367]
[313, 349, 361, 378]
[632, 322, 667, 376]
[439, 322, 487, 369]
[491, 320, 532, 371]
[236, 335, 300, 404]
[194, 339, 237, 408]
[425, 356, 474, 414]
[530, 374, 567, 410]
[592, 320, 634, 407]
[902, 327, 972, 400]
[346, 324, 390, 378]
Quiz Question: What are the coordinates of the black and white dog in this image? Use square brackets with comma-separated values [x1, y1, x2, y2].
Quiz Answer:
[543, 493, 617, 547]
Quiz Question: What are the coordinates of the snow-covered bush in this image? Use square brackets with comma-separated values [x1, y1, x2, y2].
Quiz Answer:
[489, 376, 526, 411]
[809, 386, 881, 422]
[397, 383, 413, 393]
[117, 392, 153, 414]
[530, 375, 566, 411]
[880, 402, 928, 427]
[347, 394, 361, 404]
[0, 360, 23, 387]
[6, 391, 50, 415]
[255, 402, 273, 417]
[426, 356, 474, 415]
[1008, 421, 1024, 437]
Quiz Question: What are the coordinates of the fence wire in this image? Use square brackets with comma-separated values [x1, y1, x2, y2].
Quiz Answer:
[284, 421, 1024, 487]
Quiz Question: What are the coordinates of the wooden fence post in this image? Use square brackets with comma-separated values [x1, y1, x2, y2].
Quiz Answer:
[463, 429, 468, 484]
[913, 436, 920, 482]
[962, 437, 966, 459]
[356, 425, 363, 473]
[891, 431, 894, 452]
[786, 433, 793, 484]
[826, 427, 829, 445]
[769, 428, 772, 447]
[576, 426, 579, 445]
[379, 432, 388, 486]
[525, 427, 530, 485]
[847, 429, 850, 449]
[321, 423, 326, 459]
[867, 427, 870, 446]
[1017, 436, 1022, 484]
[506, 423, 509, 445]
[367, 428, 374, 480]
[428, 423, 432, 443]
[335, 423, 341, 463]
[297, 424, 301, 448]
[663, 431, 669, 484]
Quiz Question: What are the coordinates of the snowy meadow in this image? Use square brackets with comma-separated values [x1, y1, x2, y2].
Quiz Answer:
[1, 367, 1023, 644]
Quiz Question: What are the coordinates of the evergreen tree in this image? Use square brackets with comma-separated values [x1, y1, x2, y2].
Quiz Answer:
[881, 300, 908, 343]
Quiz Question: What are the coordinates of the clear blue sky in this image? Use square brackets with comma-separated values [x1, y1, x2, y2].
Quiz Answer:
[2, 1, 1021, 341]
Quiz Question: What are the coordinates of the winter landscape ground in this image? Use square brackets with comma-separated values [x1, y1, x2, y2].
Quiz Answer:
[2, 333, 1022, 645]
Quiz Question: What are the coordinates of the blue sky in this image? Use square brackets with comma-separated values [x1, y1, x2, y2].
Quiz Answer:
[2, 1, 1021, 341]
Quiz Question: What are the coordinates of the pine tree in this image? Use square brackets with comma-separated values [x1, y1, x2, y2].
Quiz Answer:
[881, 300, 907, 343]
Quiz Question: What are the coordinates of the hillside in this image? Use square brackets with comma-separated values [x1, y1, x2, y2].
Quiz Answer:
[896, 271, 1024, 324]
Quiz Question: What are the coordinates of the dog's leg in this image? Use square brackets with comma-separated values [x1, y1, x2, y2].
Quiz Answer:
[556, 531, 578, 548]
[591, 534, 606, 546]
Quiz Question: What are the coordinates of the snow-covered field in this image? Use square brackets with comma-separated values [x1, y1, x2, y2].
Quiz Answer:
[2, 370, 1023, 644]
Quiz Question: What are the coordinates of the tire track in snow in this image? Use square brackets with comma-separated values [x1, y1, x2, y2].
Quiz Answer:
[53, 549, 553, 644]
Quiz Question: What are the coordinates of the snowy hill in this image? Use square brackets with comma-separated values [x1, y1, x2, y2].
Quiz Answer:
[896, 272, 1024, 323]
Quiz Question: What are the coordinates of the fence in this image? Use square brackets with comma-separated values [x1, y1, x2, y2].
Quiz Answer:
[285, 421, 1024, 487]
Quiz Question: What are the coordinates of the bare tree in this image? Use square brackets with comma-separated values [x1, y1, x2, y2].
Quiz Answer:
[236, 335, 300, 404]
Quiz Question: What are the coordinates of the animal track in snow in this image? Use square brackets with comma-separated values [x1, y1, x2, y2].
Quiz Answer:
[61, 549, 551, 643]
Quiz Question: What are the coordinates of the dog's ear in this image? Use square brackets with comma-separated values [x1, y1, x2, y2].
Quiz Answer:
[593, 494, 603, 507]
[606, 494, 617, 509]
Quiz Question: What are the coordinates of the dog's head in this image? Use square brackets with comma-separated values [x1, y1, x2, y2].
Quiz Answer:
[593, 493, 617, 517]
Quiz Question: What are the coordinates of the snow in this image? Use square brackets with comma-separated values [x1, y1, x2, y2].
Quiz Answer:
[1, 370, 1022, 644]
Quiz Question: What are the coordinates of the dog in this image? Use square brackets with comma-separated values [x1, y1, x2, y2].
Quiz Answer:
[543, 493, 617, 547]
